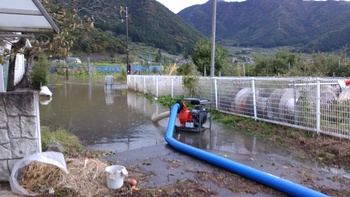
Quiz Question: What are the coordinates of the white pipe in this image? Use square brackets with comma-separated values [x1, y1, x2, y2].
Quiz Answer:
[151, 111, 170, 123]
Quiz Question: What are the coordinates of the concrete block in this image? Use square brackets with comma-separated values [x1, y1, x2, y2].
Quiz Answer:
[0, 143, 12, 159]
[7, 159, 19, 174]
[21, 116, 37, 138]
[8, 116, 20, 138]
[0, 96, 6, 129]
[0, 160, 9, 181]
[4, 92, 36, 116]
[10, 139, 38, 159]
[0, 129, 9, 144]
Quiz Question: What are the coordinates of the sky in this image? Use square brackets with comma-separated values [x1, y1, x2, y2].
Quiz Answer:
[156, 0, 245, 14]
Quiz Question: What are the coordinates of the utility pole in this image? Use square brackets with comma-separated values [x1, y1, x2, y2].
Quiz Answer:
[125, 7, 130, 75]
[210, 0, 217, 77]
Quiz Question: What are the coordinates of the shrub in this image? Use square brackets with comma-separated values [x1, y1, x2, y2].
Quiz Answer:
[30, 54, 50, 89]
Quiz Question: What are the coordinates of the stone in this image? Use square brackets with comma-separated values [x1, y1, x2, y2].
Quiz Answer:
[4, 92, 37, 116]
[0, 129, 9, 144]
[7, 159, 19, 173]
[0, 99, 6, 129]
[10, 139, 38, 159]
[0, 143, 12, 159]
[0, 160, 9, 181]
[45, 142, 65, 153]
[21, 116, 37, 138]
[8, 116, 20, 138]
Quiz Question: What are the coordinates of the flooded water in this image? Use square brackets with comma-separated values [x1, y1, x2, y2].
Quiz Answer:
[39, 79, 350, 194]
[40, 79, 290, 156]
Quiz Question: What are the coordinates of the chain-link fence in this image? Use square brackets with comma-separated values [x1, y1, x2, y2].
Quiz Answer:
[127, 75, 350, 139]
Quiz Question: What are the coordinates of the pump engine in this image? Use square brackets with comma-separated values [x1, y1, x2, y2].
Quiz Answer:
[175, 98, 211, 132]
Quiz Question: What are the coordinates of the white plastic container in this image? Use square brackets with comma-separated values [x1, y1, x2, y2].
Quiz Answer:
[105, 165, 128, 189]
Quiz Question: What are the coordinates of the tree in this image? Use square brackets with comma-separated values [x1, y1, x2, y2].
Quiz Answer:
[191, 39, 228, 76]
[252, 49, 302, 76]
[177, 62, 200, 97]
[30, 54, 50, 89]
[155, 49, 162, 63]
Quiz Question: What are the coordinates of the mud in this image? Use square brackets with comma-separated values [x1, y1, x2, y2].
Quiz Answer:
[102, 143, 349, 197]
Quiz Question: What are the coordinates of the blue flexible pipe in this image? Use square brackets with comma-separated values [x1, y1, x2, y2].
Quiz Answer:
[165, 103, 328, 197]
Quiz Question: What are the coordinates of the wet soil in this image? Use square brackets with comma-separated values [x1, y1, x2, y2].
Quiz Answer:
[234, 120, 350, 170]
[100, 141, 350, 197]
[2, 123, 350, 197]
[2, 139, 349, 197]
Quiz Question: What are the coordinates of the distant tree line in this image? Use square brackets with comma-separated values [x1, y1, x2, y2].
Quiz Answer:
[190, 40, 350, 78]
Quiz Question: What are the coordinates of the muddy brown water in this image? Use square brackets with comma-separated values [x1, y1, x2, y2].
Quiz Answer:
[40, 79, 289, 156]
[39, 79, 350, 195]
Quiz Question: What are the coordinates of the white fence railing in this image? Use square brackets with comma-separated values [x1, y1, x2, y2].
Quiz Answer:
[127, 75, 350, 139]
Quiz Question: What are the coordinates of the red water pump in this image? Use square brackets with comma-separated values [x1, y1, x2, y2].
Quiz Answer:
[176, 100, 208, 130]
[178, 102, 193, 127]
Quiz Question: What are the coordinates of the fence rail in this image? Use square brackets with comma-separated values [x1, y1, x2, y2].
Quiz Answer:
[127, 75, 350, 139]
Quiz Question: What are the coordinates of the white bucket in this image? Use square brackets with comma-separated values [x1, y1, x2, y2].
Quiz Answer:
[105, 165, 128, 189]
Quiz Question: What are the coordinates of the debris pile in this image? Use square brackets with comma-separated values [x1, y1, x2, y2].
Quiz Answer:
[18, 158, 109, 196]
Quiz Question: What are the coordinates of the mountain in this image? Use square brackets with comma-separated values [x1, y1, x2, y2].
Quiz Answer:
[178, 0, 350, 52]
[121, 0, 205, 54]
[53, 0, 205, 55]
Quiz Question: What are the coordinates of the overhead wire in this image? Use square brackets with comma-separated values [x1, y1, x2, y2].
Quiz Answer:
[129, 17, 146, 44]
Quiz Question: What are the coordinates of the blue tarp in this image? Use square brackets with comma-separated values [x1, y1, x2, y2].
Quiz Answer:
[49, 65, 162, 74]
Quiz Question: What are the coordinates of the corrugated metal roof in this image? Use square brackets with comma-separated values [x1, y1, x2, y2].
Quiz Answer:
[0, 0, 59, 34]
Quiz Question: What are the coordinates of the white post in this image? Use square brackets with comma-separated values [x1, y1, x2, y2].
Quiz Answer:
[134, 76, 136, 91]
[252, 78, 257, 120]
[214, 78, 218, 110]
[156, 77, 159, 98]
[171, 77, 174, 98]
[0, 65, 5, 92]
[143, 77, 146, 94]
[316, 78, 321, 134]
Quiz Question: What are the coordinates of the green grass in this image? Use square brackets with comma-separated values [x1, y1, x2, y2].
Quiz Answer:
[41, 126, 84, 153]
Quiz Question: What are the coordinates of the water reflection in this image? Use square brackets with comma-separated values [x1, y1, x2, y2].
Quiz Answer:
[40, 79, 288, 156]
[40, 79, 166, 148]
[104, 86, 114, 105]
[40, 80, 350, 179]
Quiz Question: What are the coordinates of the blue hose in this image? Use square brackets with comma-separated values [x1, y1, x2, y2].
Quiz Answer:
[165, 103, 329, 197]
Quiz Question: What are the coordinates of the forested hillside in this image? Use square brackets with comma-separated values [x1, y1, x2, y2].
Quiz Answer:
[178, 0, 350, 52]
[47, 0, 204, 56]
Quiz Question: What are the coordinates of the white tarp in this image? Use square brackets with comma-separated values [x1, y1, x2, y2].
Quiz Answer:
[0, 65, 5, 92]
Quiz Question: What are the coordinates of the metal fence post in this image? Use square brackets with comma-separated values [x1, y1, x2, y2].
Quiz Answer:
[134, 75, 136, 91]
[143, 76, 146, 94]
[251, 78, 257, 120]
[293, 80, 297, 124]
[214, 78, 218, 110]
[316, 78, 321, 134]
[156, 77, 159, 98]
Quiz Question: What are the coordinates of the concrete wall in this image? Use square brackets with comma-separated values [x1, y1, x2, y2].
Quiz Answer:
[0, 91, 41, 181]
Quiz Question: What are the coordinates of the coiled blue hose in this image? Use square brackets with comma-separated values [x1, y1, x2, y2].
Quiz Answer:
[165, 103, 328, 197]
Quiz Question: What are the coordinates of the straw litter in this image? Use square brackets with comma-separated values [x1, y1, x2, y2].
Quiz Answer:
[18, 158, 110, 196]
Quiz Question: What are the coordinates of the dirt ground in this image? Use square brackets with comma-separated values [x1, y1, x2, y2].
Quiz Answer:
[102, 138, 349, 197]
